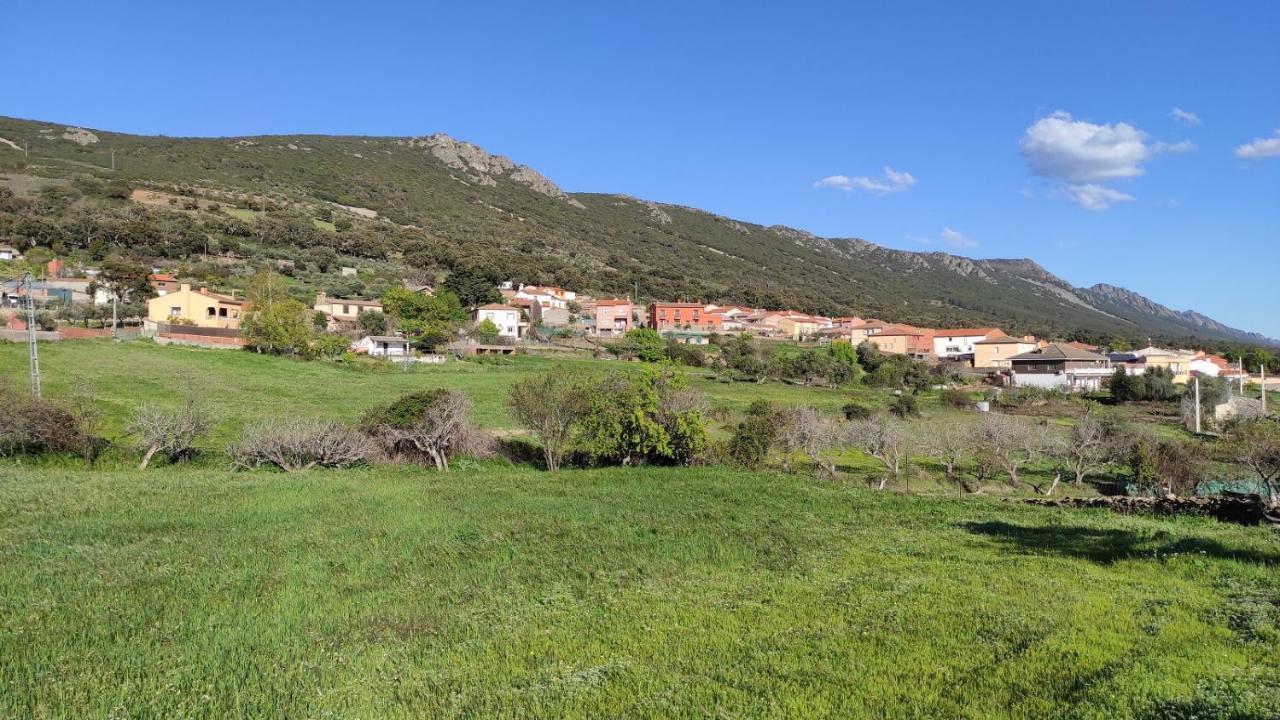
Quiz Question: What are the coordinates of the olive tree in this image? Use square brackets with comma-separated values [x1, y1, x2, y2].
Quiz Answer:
[846, 414, 910, 490]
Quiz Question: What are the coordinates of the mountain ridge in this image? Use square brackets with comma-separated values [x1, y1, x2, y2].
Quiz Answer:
[0, 116, 1273, 347]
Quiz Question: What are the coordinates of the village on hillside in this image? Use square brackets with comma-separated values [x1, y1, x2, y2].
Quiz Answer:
[3, 254, 1276, 416]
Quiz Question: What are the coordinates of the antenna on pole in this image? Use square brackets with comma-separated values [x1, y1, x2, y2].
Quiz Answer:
[22, 273, 42, 398]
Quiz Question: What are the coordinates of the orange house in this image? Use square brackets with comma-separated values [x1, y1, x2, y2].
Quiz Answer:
[648, 302, 723, 331]
[867, 324, 935, 359]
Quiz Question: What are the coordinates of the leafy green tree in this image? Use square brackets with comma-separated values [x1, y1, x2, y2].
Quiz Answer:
[241, 270, 314, 355]
[442, 266, 499, 307]
[577, 367, 708, 466]
[473, 318, 501, 343]
[95, 257, 154, 303]
[621, 328, 665, 362]
[357, 310, 390, 336]
[1108, 367, 1136, 402]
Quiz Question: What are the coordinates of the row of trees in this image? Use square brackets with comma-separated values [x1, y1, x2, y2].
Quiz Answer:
[609, 331, 954, 391]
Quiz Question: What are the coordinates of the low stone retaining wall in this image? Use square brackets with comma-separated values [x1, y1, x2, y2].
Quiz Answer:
[155, 333, 245, 349]
[1021, 494, 1277, 526]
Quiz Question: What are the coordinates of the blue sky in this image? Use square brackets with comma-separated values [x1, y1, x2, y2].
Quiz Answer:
[8, 1, 1280, 337]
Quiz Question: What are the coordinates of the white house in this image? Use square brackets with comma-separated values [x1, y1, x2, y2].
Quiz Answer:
[352, 335, 411, 357]
[514, 284, 575, 310]
[472, 303, 523, 339]
[0, 246, 20, 261]
[931, 328, 1001, 360]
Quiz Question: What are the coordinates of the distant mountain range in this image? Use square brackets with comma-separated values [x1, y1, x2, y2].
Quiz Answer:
[0, 115, 1273, 347]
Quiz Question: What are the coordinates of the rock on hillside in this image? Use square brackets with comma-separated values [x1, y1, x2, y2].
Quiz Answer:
[401, 134, 585, 208]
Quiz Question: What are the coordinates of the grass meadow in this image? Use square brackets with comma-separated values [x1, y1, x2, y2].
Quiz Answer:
[0, 339, 887, 443]
[1, 340, 1277, 718]
[2, 465, 1278, 718]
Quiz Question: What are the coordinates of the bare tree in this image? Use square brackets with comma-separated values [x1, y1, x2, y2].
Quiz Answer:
[126, 394, 210, 470]
[68, 380, 107, 467]
[1228, 420, 1280, 506]
[508, 368, 592, 471]
[777, 406, 839, 478]
[362, 389, 475, 471]
[922, 421, 970, 493]
[1055, 408, 1123, 486]
[846, 414, 909, 490]
[229, 419, 372, 472]
[972, 414, 1042, 488]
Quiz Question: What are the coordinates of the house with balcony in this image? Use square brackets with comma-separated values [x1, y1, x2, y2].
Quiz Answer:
[592, 299, 634, 337]
[648, 302, 722, 331]
[1008, 343, 1112, 392]
[146, 283, 243, 329]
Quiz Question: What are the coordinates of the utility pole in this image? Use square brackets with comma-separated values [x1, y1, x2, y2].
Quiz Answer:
[1263, 364, 1268, 415]
[110, 148, 115, 172]
[1239, 358, 1246, 395]
[22, 273, 42, 397]
[111, 292, 119, 341]
[1193, 376, 1201, 434]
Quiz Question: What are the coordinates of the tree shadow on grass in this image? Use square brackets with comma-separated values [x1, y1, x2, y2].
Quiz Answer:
[960, 521, 1280, 566]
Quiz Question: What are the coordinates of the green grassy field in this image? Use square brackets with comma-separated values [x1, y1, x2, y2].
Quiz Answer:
[1, 465, 1277, 719]
[0, 339, 885, 442]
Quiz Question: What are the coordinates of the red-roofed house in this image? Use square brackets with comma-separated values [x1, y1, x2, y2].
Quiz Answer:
[148, 273, 179, 296]
[472, 303, 523, 339]
[868, 324, 935, 359]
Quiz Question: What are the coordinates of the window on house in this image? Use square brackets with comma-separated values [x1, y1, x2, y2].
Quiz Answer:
[343, 305, 351, 314]
[169, 307, 181, 317]
[206, 307, 216, 318]
[219, 308, 228, 317]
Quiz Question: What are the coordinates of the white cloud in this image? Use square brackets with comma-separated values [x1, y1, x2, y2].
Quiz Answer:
[1154, 139, 1197, 154]
[1235, 129, 1280, 159]
[1171, 107, 1201, 126]
[940, 227, 978, 249]
[1020, 111, 1193, 211]
[813, 166, 916, 195]
[912, 228, 977, 249]
[1020, 111, 1152, 183]
[1066, 183, 1134, 211]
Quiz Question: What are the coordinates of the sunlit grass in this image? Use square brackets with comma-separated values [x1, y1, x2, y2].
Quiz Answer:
[0, 465, 1276, 718]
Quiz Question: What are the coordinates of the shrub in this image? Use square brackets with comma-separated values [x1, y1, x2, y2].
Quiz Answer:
[889, 394, 920, 419]
[473, 318, 501, 344]
[941, 388, 972, 409]
[508, 367, 593, 471]
[0, 385, 87, 458]
[126, 396, 210, 470]
[842, 401, 873, 420]
[727, 400, 780, 469]
[229, 419, 372, 472]
[663, 339, 705, 367]
[311, 332, 352, 359]
[360, 389, 480, 470]
[576, 366, 708, 466]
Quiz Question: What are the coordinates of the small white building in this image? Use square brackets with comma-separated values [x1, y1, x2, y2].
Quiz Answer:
[0, 246, 20, 261]
[352, 335, 411, 357]
[514, 285, 575, 310]
[932, 328, 1001, 360]
[472, 304, 523, 339]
